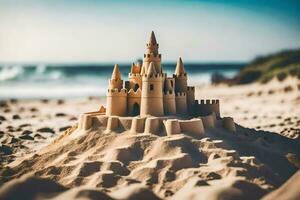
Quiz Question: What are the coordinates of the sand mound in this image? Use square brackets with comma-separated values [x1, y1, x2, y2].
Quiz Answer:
[1, 119, 299, 199]
[0, 174, 66, 200]
[172, 177, 267, 200]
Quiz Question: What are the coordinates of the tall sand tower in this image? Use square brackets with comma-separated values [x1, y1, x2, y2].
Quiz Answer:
[141, 31, 162, 74]
[140, 62, 164, 116]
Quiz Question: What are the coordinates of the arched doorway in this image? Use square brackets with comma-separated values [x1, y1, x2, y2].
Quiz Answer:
[132, 103, 140, 116]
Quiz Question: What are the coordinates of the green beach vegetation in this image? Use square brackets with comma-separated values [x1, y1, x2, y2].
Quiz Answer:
[231, 48, 300, 84]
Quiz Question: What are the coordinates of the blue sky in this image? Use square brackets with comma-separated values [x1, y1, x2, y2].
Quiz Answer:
[0, 0, 299, 63]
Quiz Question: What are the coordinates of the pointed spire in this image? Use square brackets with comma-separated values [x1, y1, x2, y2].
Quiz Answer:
[131, 63, 135, 73]
[147, 62, 157, 76]
[175, 57, 185, 75]
[149, 31, 157, 44]
[111, 64, 122, 80]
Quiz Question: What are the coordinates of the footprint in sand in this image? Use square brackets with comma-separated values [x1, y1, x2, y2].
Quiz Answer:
[0, 101, 8, 108]
[0, 116, 7, 121]
[57, 99, 64, 105]
[19, 124, 31, 128]
[284, 86, 293, 92]
[37, 127, 55, 134]
[41, 99, 49, 103]
[22, 130, 33, 135]
[30, 107, 38, 112]
[56, 113, 67, 117]
[59, 126, 71, 132]
[19, 135, 34, 140]
[12, 114, 21, 120]
[4, 108, 11, 113]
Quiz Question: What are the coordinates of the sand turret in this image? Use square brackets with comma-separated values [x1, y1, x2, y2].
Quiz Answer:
[173, 57, 187, 93]
[128, 63, 142, 92]
[149, 31, 157, 45]
[173, 57, 188, 115]
[112, 64, 122, 80]
[109, 64, 123, 90]
[175, 57, 186, 76]
[141, 31, 162, 75]
[146, 62, 157, 76]
[163, 78, 176, 115]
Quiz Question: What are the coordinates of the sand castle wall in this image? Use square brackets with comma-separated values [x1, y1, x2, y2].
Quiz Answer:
[106, 116, 119, 131]
[144, 117, 164, 135]
[179, 118, 204, 135]
[118, 117, 133, 131]
[164, 119, 181, 135]
[175, 92, 187, 115]
[173, 73, 187, 93]
[127, 88, 141, 116]
[222, 117, 236, 132]
[186, 86, 195, 115]
[194, 99, 220, 118]
[128, 73, 142, 90]
[78, 110, 234, 135]
[130, 117, 146, 133]
[200, 114, 216, 130]
[163, 91, 176, 115]
[106, 89, 127, 116]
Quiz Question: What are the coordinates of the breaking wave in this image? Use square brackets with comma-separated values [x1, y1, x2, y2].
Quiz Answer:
[0, 63, 243, 99]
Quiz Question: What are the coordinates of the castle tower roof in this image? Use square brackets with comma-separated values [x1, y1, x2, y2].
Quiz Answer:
[149, 31, 157, 45]
[175, 57, 186, 75]
[147, 62, 157, 76]
[130, 63, 135, 73]
[111, 64, 122, 80]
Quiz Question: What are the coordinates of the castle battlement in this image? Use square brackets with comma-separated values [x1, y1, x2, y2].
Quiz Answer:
[175, 92, 186, 97]
[128, 73, 142, 78]
[146, 43, 159, 47]
[128, 88, 142, 97]
[107, 88, 128, 96]
[187, 86, 195, 91]
[163, 90, 175, 96]
[194, 99, 220, 118]
[142, 73, 165, 80]
[143, 53, 161, 59]
[196, 99, 220, 105]
[173, 73, 187, 78]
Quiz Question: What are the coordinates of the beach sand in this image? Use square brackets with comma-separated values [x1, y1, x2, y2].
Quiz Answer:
[0, 77, 299, 200]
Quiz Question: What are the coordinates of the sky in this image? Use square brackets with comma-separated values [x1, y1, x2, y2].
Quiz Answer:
[0, 0, 300, 63]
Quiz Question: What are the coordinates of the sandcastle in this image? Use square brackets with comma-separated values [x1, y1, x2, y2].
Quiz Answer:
[78, 31, 236, 135]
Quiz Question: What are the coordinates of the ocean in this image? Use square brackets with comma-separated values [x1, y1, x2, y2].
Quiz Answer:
[0, 63, 244, 99]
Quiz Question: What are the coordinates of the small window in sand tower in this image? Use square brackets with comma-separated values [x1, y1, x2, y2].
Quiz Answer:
[150, 84, 154, 91]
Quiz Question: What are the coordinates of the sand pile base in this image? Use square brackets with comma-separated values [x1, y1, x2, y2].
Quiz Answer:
[0, 119, 299, 199]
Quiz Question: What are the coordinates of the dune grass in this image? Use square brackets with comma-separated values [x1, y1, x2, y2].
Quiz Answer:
[233, 49, 300, 84]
